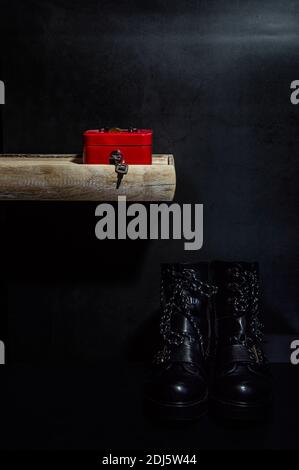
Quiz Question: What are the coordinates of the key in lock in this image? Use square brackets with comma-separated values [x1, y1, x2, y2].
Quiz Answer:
[110, 150, 129, 189]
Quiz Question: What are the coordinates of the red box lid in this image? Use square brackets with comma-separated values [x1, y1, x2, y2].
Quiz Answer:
[84, 128, 152, 146]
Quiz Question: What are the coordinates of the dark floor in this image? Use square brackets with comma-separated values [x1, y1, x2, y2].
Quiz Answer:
[0, 363, 298, 450]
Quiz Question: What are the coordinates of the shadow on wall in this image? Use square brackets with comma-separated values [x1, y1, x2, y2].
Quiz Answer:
[3, 202, 150, 282]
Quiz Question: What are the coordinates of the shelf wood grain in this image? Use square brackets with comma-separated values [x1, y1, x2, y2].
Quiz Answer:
[0, 154, 176, 201]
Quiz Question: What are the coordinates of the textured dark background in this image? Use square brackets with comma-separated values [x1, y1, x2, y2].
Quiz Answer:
[0, 0, 298, 365]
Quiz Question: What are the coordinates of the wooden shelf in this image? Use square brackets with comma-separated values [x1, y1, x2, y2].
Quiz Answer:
[0, 154, 176, 201]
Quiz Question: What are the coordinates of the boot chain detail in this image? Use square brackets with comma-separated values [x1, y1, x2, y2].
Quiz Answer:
[154, 267, 218, 365]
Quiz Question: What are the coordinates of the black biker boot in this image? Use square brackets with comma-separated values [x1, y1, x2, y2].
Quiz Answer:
[211, 261, 271, 420]
[145, 263, 218, 420]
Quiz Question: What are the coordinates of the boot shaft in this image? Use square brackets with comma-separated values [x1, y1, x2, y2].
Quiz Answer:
[212, 261, 263, 346]
[157, 262, 217, 361]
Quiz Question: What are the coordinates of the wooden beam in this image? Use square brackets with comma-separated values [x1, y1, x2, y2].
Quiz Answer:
[0, 154, 176, 201]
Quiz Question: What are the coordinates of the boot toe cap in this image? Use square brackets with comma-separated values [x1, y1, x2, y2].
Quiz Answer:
[213, 366, 271, 406]
[146, 365, 207, 405]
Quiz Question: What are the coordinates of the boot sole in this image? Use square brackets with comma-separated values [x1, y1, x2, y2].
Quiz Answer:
[210, 397, 269, 421]
[144, 396, 208, 421]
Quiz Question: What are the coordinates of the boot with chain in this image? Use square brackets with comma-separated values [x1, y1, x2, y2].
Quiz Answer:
[210, 261, 271, 421]
[145, 263, 217, 421]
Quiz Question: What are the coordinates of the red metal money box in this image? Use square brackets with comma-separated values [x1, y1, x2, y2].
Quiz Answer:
[83, 128, 152, 165]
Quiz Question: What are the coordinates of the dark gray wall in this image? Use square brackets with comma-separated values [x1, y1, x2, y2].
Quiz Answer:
[1, 0, 298, 363]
